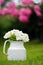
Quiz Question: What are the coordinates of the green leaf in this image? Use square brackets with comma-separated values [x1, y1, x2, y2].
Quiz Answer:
[9, 34, 16, 41]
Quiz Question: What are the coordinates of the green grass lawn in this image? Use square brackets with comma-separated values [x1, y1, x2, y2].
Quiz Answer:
[0, 40, 43, 65]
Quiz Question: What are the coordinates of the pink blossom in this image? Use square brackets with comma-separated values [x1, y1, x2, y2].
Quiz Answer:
[0, 0, 5, 4]
[22, 0, 28, 5]
[2, 8, 11, 15]
[8, 2, 16, 9]
[35, 11, 42, 17]
[34, 5, 42, 17]
[28, 0, 34, 6]
[41, 0, 43, 3]
[19, 8, 32, 16]
[34, 5, 40, 12]
[11, 9, 19, 17]
[19, 15, 28, 23]
[22, 0, 34, 6]
[0, 9, 2, 15]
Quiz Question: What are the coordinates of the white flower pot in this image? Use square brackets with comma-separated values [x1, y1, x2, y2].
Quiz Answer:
[3, 40, 26, 60]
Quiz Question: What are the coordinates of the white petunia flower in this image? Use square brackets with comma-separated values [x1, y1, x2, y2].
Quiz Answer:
[22, 33, 29, 42]
[4, 31, 14, 39]
[4, 31, 11, 39]
[4, 29, 29, 42]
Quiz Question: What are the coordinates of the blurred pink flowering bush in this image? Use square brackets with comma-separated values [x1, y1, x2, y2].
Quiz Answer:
[2, 8, 11, 15]
[19, 8, 32, 16]
[0, 0, 5, 4]
[22, 0, 34, 6]
[0, 1, 32, 23]
[41, 0, 43, 3]
[11, 9, 19, 17]
[19, 15, 28, 23]
[7, 2, 16, 9]
[0, 0, 43, 23]
[0, 0, 43, 41]
[34, 5, 42, 17]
